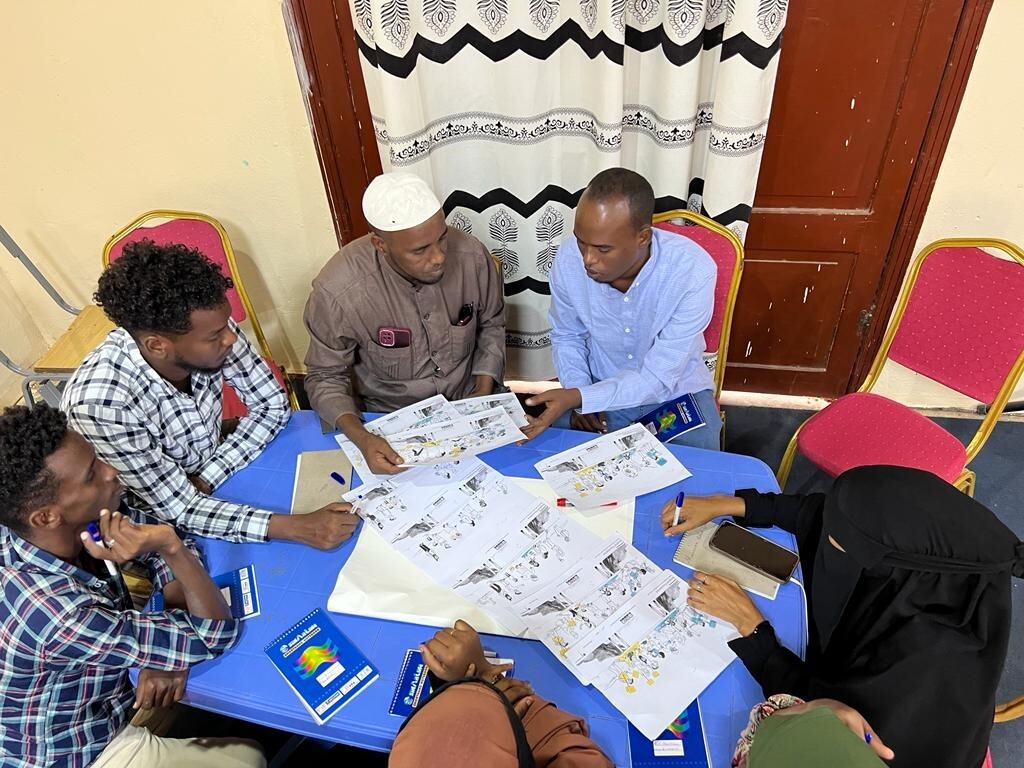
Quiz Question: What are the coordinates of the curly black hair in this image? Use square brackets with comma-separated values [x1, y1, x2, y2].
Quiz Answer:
[95, 239, 234, 334]
[0, 404, 68, 533]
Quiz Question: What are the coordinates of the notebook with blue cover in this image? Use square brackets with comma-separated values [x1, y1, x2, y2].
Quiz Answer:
[214, 564, 261, 619]
[265, 608, 379, 725]
[627, 700, 710, 767]
[389, 648, 516, 718]
[145, 564, 261, 619]
[638, 393, 706, 443]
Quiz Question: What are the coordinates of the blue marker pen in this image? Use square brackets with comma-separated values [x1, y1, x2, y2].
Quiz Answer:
[865, 732, 873, 745]
[672, 491, 685, 528]
[85, 521, 119, 578]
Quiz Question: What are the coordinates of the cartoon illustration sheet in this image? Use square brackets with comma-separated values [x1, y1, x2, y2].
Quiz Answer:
[390, 407, 523, 465]
[535, 423, 691, 508]
[452, 392, 530, 427]
[363, 394, 458, 437]
[517, 536, 660, 682]
[570, 571, 738, 740]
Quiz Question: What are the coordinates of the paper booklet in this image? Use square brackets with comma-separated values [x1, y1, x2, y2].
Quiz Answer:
[214, 564, 261, 620]
[627, 699, 711, 767]
[535, 422, 692, 508]
[264, 608, 378, 725]
[672, 522, 781, 600]
[291, 448, 352, 513]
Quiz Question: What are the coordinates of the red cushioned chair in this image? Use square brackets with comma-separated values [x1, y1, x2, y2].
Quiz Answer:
[777, 239, 1024, 496]
[103, 210, 298, 416]
[653, 210, 744, 446]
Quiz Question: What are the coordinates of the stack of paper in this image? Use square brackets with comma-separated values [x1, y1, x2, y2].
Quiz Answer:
[335, 394, 528, 474]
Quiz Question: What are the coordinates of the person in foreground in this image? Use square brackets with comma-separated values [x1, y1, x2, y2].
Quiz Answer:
[304, 171, 506, 475]
[663, 465, 1023, 768]
[61, 240, 357, 549]
[0, 405, 263, 768]
[388, 619, 613, 767]
[524, 168, 720, 449]
[733, 695, 894, 767]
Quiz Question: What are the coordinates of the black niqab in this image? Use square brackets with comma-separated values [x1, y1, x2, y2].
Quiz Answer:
[805, 465, 1023, 768]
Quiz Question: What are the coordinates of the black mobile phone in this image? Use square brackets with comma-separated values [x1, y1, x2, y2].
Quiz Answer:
[708, 521, 799, 584]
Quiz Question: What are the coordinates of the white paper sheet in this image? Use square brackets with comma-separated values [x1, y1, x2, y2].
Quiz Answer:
[390, 407, 523, 465]
[672, 522, 780, 600]
[326, 478, 636, 634]
[363, 394, 458, 437]
[517, 536, 660, 682]
[570, 571, 738, 740]
[535, 423, 692, 508]
[452, 392, 529, 427]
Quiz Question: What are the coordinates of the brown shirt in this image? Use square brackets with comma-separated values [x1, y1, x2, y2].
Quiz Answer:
[304, 229, 506, 424]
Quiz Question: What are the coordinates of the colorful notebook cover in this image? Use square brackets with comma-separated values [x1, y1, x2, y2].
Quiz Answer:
[639, 393, 706, 443]
[627, 700, 711, 767]
[213, 564, 261, 620]
[264, 608, 379, 725]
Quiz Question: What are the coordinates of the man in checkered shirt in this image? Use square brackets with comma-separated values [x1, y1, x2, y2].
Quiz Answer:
[61, 241, 357, 548]
[0, 404, 264, 767]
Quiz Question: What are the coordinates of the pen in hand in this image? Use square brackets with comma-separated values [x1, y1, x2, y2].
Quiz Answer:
[672, 491, 685, 528]
[85, 521, 119, 579]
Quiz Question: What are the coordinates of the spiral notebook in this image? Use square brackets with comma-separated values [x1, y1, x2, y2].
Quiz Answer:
[264, 608, 378, 725]
[672, 522, 780, 600]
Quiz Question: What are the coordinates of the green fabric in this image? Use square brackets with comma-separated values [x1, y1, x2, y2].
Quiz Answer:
[748, 708, 887, 768]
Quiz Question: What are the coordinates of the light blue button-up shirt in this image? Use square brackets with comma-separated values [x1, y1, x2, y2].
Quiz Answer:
[549, 228, 716, 414]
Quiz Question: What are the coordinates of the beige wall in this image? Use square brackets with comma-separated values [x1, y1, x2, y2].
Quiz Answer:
[871, 0, 1024, 409]
[0, 1, 338, 404]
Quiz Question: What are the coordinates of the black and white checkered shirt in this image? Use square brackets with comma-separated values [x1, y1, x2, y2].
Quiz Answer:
[61, 322, 289, 542]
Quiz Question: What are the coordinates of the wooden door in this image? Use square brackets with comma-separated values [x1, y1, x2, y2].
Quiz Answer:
[725, 0, 990, 397]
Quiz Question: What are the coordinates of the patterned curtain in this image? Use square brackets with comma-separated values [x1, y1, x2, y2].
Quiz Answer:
[351, 0, 788, 379]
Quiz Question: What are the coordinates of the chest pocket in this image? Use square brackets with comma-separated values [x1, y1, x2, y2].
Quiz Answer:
[449, 320, 476, 365]
[364, 340, 414, 382]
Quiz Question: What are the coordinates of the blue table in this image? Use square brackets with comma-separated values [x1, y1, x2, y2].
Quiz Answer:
[183, 411, 805, 767]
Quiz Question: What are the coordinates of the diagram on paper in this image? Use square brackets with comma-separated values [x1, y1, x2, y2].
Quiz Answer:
[390, 407, 523, 465]
[535, 423, 691, 508]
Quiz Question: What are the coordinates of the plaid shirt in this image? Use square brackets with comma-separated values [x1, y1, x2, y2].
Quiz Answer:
[61, 322, 289, 542]
[0, 510, 239, 768]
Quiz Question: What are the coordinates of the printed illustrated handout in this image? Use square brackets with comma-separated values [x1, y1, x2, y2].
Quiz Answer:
[389, 407, 523, 465]
[363, 394, 459, 437]
[453, 392, 530, 427]
[570, 571, 737, 740]
[518, 536, 660, 682]
[536, 423, 692, 508]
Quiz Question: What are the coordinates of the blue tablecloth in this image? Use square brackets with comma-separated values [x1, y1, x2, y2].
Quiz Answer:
[177, 411, 805, 767]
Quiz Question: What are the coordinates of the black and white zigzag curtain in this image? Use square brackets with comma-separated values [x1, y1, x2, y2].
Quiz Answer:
[352, 0, 787, 379]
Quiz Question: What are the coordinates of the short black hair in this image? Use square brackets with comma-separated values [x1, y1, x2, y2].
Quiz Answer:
[583, 168, 656, 231]
[0, 405, 68, 533]
[95, 239, 233, 334]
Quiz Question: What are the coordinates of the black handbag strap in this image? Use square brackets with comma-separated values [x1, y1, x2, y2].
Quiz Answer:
[396, 676, 536, 768]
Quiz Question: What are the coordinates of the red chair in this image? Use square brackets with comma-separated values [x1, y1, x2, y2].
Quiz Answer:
[777, 239, 1024, 496]
[653, 210, 745, 444]
[103, 210, 298, 416]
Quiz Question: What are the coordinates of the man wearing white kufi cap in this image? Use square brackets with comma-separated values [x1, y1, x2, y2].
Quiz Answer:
[304, 171, 506, 474]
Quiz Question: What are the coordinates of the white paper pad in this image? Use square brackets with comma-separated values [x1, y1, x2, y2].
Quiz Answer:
[672, 522, 781, 600]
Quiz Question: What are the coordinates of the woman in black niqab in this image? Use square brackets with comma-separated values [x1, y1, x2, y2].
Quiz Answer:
[668, 465, 1024, 768]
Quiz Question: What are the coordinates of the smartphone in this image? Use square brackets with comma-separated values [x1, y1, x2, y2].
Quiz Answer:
[378, 326, 412, 348]
[708, 521, 799, 584]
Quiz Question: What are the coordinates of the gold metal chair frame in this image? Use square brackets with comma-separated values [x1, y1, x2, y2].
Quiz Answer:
[651, 210, 745, 405]
[776, 238, 1024, 497]
[103, 210, 301, 410]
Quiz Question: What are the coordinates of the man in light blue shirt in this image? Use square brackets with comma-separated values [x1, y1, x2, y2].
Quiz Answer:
[524, 168, 721, 450]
